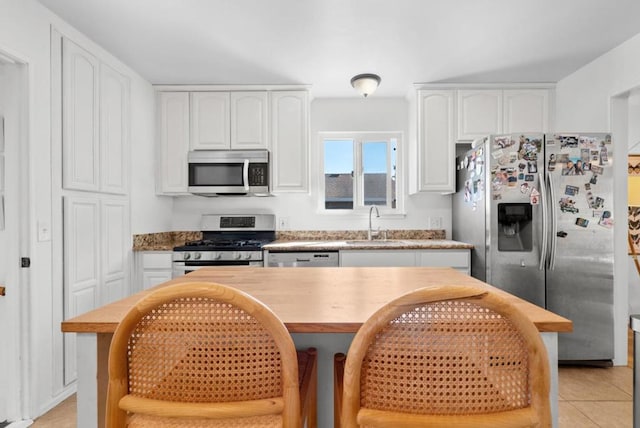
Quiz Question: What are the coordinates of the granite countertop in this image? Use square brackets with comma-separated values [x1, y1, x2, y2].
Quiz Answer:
[263, 239, 473, 251]
[132, 229, 473, 251]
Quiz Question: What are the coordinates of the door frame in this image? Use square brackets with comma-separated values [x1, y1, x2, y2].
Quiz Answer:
[0, 48, 31, 424]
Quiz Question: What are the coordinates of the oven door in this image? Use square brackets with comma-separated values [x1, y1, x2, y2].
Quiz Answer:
[172, 260, 264, 278]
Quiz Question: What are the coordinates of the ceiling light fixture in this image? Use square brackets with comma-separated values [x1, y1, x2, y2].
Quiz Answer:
[350, 73, 381, 97]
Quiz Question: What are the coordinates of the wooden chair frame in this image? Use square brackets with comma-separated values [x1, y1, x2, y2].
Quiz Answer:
[105, 281, 315, 427]
[339, 284, 551, 428]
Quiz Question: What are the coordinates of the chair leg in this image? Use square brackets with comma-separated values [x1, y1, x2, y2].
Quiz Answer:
[298, 347, 318, 428]
[334, 353, 346, 428]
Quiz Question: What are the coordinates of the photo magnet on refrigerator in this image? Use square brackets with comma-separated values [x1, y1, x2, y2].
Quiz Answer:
[530, 188, 540, 205]
[575, 218, 589, 228]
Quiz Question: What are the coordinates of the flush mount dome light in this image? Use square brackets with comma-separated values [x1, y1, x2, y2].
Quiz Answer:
[350, 73, 381, 97]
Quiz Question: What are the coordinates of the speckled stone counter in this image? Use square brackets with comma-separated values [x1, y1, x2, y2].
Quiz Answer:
[132, 231, 202, 251]
[264, 230, 472, 251]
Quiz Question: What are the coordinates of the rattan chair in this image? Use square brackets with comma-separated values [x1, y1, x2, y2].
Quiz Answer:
[336, 284, 551, 428]
[105, 281, 317, 428]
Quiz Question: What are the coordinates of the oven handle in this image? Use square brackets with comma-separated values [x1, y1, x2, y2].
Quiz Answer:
[243, 159, 250, 192]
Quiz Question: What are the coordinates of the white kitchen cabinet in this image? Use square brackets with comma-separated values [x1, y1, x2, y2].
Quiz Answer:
[340, 250, 416, 267]
[140, 252, 173, 289]
[231, 91, 268, 150]
[62, 38, 99, 192]
[417, 89, 456, 193]
[270, 91, 309, 193]
[457, 88, 552, 141]
[63, 195, 130, 383]
[503, 89, 550, 134]
[158, 92, 190, 194]
[340, 248, 470, 273]
[416, 249, 470, 274]
[457, 89, 503, 140]
[62, 39, 130, 194]
[190, 92, 230, 150]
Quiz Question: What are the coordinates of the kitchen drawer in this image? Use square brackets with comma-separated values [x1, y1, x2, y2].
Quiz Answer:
[142, 252, 172, 269]
[417, 250, 470, 271]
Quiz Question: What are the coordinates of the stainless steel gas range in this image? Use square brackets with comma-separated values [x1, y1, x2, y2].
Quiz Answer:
[172, 214, 276, 278]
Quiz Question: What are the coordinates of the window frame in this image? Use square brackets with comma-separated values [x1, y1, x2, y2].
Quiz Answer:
[318, 131, 404, 216]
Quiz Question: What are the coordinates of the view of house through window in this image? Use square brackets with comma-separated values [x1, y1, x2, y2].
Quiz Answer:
[323, 133, 398, 211]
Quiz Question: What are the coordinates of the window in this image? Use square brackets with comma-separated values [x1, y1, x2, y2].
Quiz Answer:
[321, 132, 400, 212]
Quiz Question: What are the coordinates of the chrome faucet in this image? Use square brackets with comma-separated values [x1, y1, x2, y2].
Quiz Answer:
[368, 205, 380, 240]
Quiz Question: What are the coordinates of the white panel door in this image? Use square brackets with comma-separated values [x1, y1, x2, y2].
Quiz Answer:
[503, 89, 550, 134]
[158, 92, 190, 194]
[62, 39, 100, 191]
[457, 89, 503, 140]
[270, 91, 309, 192]
[190, 92, 230, 150]
[418, 90, 456, 192]
[99, 63, 129, 194]
[231, 91, 268, 149]
[63, 195, 100, 384]
[100, 198, 129, 305]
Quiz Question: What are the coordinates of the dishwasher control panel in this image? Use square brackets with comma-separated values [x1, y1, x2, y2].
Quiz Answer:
[267, 251, 339, 267]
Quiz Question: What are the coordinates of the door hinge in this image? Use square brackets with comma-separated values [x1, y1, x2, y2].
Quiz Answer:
[21, 257, 31, 268]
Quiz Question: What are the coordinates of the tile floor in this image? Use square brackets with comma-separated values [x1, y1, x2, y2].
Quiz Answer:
[29, 333, 637, 428]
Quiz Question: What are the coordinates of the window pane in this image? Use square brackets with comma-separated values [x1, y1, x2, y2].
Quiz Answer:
[363, 141, 387, 206]
[391, 139, 397, 209]
[324, 139, 353, 209]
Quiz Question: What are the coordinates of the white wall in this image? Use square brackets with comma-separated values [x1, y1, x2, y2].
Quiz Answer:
[171, 97, 452, 235]
[555, 30, 640, 365]
[0, 0, 166, 420]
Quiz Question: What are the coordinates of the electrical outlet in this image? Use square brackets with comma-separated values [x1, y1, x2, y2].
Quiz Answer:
[429, 216, 442, 229]
[278, 217, 290, 230]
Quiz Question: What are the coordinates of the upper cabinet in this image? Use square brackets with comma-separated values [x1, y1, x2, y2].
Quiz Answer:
[231, 92, 268, 150]
[156, 87, 309, 195]
[190, 91, 267, 150]
[158, 92, 190, 194]
[190, 92, 229, 150]
[270, 91, 309, 193]
[417, 90, 456, 193]
[411, 85, 553, 194]
[62, 38, 129, 194]
[456, 88, 552, 141]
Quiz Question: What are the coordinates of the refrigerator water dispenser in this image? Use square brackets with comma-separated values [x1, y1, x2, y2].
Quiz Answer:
[497, 203, 532, 251]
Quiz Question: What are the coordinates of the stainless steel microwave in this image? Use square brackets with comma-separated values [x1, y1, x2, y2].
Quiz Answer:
[187, 150, 269, 196]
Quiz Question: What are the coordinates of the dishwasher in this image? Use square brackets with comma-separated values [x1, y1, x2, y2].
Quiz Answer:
[267, 251, 339, 267]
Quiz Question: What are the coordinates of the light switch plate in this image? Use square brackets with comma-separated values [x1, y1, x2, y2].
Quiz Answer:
[278, 217, 290, 230]
[37, 220, 51, 242]
[429, 216, 442, 229]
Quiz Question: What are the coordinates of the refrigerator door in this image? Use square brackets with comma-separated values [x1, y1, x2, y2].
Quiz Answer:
[452, 142, 487, 281]
[487, 134, 545, 307]
[545, 133, 614, 362]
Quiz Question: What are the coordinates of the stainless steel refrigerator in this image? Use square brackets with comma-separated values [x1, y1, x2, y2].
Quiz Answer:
[453, 133, 614, 363]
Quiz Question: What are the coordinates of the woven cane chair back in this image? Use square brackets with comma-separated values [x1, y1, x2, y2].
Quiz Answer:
[340, 285, 551, 428]
[106, 282, 303, 428]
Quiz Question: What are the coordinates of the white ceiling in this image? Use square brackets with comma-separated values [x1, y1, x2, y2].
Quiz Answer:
[37, 0, 640, 97]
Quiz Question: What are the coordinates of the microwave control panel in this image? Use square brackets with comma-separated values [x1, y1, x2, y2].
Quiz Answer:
[248, 163, 269, 186]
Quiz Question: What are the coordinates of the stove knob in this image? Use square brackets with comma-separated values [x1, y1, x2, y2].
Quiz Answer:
[214, 252, 222, 260]
[183, 252, 191, 260]
[193, 252, 201, 260]
[234, 252, 242, 260]
[243, 253, 253, 260]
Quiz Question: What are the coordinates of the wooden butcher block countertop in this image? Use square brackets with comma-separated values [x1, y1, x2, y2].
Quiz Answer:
[62, 267, 571, 334]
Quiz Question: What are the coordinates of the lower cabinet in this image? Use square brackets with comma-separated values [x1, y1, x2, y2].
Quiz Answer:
[137, 252, 173, 290]
[340, 249, 470, 274]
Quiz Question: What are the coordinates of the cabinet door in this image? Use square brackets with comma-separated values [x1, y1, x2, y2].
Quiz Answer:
[340, 250, 416, 267]
[99, 63, 129, 194]
[190, 92, 230, 150]
[143, 271, 173, 290]
[158, 92, 190, 194]
[63, 195, 100, 384]
[457, 89, 503, 140]
[418, 90, 456, 192]
[100, 198, 129, 305]
[270, 91, 309, 192]
[417, 250, 470, 274]
[503, 89, 550, 134]
[231, 92, 268, 149]
[62, 38, 100, 191]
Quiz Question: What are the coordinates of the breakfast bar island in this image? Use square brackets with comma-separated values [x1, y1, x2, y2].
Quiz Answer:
[62, 267, 572, 428]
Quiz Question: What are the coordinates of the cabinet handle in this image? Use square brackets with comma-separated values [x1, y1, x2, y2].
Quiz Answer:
[0, 286, 5, 296]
